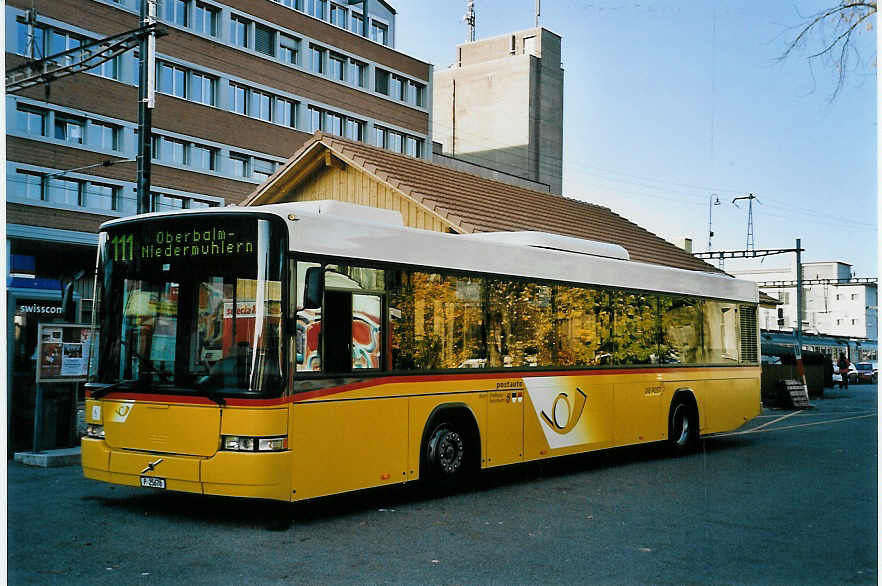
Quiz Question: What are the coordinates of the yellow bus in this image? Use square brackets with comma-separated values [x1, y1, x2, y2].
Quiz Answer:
[82, 200, 761, 501]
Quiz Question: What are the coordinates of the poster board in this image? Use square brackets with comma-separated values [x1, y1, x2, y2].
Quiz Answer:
[36, 323, 95, 383]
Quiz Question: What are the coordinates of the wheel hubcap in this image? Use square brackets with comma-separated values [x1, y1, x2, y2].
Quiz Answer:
[438, 430, 463, 474]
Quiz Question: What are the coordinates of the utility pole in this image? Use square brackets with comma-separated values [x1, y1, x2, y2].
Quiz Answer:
[732, 193, 760, 252]
[136, 0, 157, 214]
[795, 237, 803, 354]
[707, 193, 720, 251]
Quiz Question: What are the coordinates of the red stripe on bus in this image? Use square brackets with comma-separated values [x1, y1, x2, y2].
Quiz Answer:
[85, 366, 757, 406]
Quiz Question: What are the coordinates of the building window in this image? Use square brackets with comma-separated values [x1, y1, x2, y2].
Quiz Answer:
[15, 19, 46, 58]
[54, 114, 85, 144]
[389, 75, 404, 101]
[188, 198, 219, 209]
[370, 21, 388, 45]
[329, 53, 346, 81]
[252, 158, 276, 181]
[307, 0, 327, 19]
[84, 182, 118, 210]
[162, 0, 189, 26]
[344, 118, 364, 141]
[88, 121, 120, 151]
[836, 294, 841, 300]
[158, 61, 187, 98]
[349, 59, 367, 88]
[374, 126, 386, 148]
[97, 56, 119, 80]
[14, 170, 44, 201]
[153, 192, 186, 212]
[189, 72, 217, 106]
[310, 44, 325, 74]
[230, 83, 247, 115]
[230, 15, 250, 48]
[190, 144, 217, 171]
[330, 3, 347, 27]
[387, 130, 402, 153]
[406, 80, 426, 106]
[153, 136, 186, 165]
[851, 294, 858, 300]
[255, 23, 276, 56]
[325, 111, 342, 135]
[852, 319, 857, 325]
[374, 126, 423, 157]
[249, 89, 273, 122]
[836, 319, 842, 325]
[47, 177, 81, 205]
[275, 98, 298, 128]
[280, 34, 300, 65]
[404, 136, 418, 157]
[16, 105, 47, 136]
[49, 29, 82, 64]
[308, 106, 322, 132]
[193, 2, 218, 36]
[350, 13, 364, 36]
[229, 153, 250, 177]
[375, 69, 389, 95]
[153, 136, 218, 171]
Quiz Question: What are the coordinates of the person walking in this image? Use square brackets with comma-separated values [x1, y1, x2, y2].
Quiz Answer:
[837, 353, 850, 390]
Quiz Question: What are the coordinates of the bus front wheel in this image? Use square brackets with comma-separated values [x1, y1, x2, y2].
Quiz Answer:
[668, 399, 698, 456]
[423, 420, 477, 491]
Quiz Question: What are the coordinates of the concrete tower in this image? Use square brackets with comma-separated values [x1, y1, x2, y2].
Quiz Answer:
[433, 28, 564, 194]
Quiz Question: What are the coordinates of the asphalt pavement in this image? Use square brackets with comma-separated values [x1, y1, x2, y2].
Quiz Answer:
[7, 385, 878, 585]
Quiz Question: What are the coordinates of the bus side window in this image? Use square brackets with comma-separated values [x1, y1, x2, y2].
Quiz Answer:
[324, 290, 352, 373]
[295, 261, 323, 372]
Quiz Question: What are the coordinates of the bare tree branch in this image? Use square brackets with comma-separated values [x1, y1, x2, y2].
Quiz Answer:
[779, 1, 876, 101]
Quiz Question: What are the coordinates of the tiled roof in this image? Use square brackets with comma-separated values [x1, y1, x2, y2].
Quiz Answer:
[246, 132, 724, 274]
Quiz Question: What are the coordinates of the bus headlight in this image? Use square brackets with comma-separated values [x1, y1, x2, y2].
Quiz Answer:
[85, 424, 105, 439]
[221, 435, 287, 452]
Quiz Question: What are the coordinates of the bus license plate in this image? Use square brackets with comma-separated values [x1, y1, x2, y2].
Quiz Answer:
[140, 476, 166, 489]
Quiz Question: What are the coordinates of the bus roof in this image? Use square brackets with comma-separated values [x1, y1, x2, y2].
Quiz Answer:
[99, 202, 758, 303]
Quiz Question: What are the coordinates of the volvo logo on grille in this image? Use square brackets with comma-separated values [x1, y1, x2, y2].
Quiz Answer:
[141, 458, 163, 474]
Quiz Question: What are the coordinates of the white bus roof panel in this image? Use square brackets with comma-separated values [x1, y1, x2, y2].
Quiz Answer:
[99, 202, 757, 303]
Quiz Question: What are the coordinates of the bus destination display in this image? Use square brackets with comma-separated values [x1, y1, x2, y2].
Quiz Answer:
[108, 220, 257, 264]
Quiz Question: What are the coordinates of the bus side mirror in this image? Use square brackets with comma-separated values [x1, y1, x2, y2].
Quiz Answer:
[303, 266, 323, 309]
[61, 270, 86, 322]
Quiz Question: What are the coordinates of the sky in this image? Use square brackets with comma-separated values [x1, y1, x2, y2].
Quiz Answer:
[395, 0, 877, 277]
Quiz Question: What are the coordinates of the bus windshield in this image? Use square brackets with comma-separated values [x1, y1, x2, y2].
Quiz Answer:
[90, 215, 285, 397]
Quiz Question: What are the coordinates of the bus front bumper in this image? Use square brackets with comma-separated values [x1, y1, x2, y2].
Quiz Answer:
[82, 438, 292, 501]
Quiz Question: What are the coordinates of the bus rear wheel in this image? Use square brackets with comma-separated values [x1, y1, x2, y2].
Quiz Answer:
[668, 400, 698, 456]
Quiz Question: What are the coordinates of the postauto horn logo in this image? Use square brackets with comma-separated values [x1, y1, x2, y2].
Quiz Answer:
[540, 387, 587, 434]
[525, 377, 591, 449]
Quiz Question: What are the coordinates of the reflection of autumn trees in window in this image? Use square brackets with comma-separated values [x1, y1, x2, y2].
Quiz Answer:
[384, 266, 748, 370]
[553, 286, 612, 366]
[389, 271, 484, 370]
[488, 280, 553, 367]
[614, 293, 658, 365]
[659, 296, 702, 364]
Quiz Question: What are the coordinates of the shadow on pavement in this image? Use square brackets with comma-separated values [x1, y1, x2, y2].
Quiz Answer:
[77, 436, 750, 530]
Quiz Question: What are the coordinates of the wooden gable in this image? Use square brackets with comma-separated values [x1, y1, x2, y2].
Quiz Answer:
[246, 142, 460, 234]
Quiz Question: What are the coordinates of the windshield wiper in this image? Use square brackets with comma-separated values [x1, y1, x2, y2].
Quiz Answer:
[88, 381, 133, 400]
[192, 379, 226, 407]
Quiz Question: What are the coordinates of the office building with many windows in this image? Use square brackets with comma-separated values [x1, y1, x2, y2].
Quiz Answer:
[5, 0, 432, 454]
